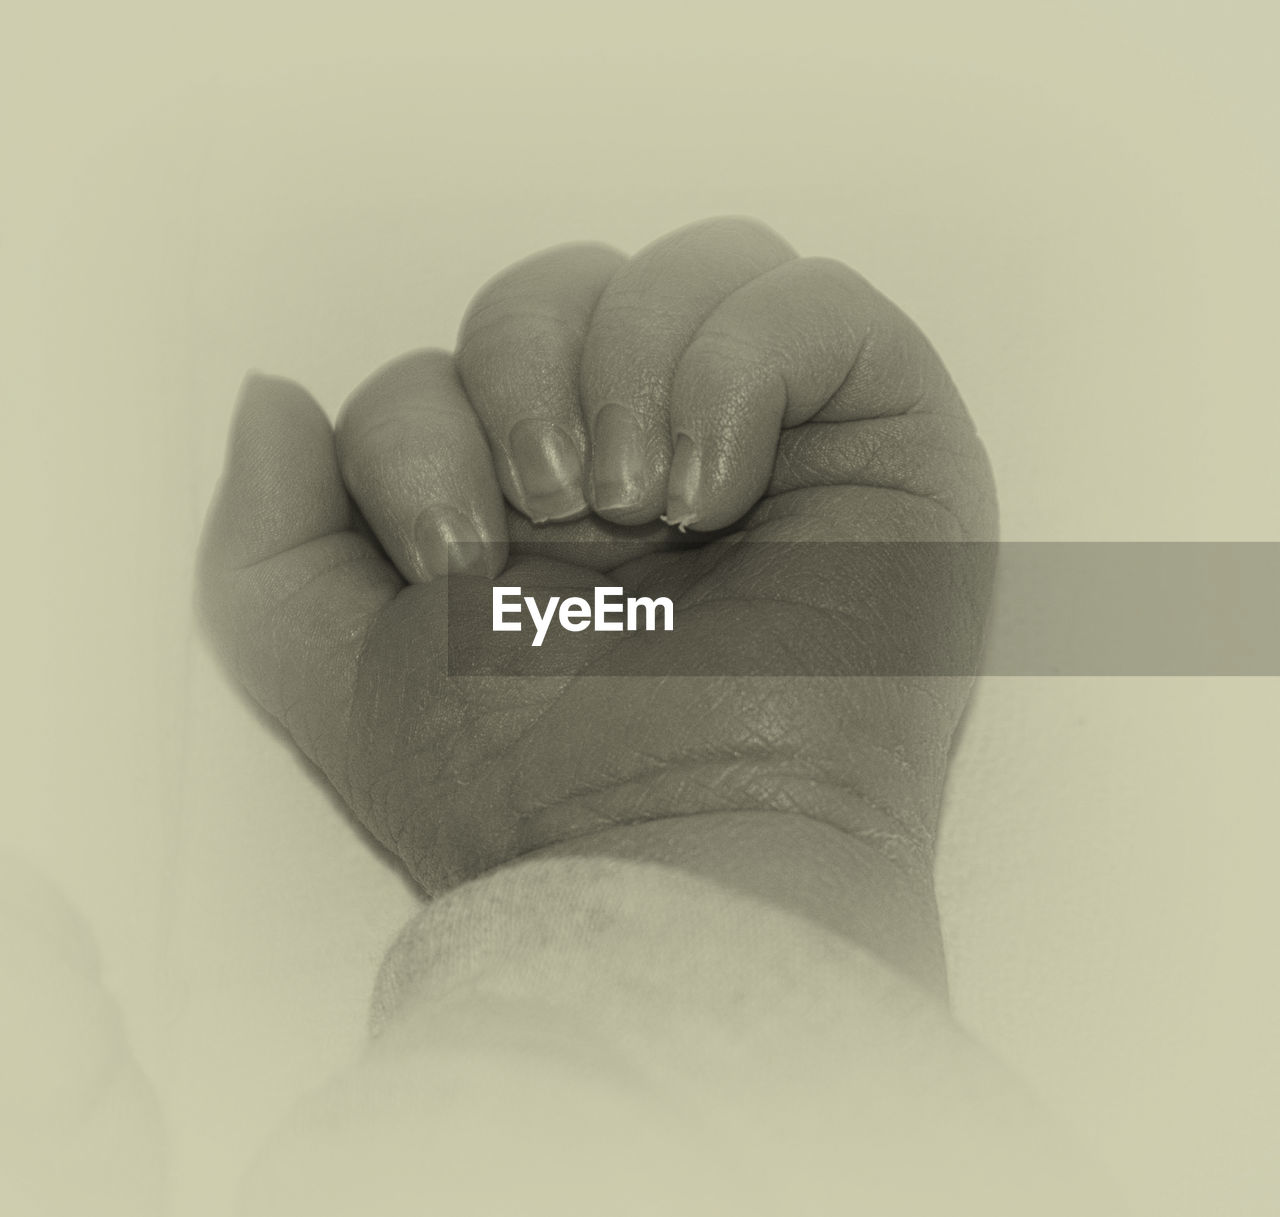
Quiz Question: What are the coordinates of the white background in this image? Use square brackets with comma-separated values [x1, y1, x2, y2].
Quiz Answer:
[4, 4, 1278, 1213]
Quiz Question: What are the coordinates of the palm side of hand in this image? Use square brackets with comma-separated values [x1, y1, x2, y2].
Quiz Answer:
[200, 218, 995, 895]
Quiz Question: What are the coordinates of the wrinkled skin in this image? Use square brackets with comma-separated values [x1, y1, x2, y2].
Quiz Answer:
[199, 217, 997, 897]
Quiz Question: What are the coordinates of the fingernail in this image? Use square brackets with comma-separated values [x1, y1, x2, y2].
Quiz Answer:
[413, 504, 485, 581]
[508, 420, 587, 523]
[663, 432, 700, 529]
[590, 403, 647, 513]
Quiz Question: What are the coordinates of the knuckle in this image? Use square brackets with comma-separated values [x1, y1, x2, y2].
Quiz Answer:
[798, 254, 864, 293]
[338, 349, 452, 431]
[694, 214, 788, 250]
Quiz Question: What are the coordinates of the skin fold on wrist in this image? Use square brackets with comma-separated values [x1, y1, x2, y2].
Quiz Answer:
[525, 808, 948, 999]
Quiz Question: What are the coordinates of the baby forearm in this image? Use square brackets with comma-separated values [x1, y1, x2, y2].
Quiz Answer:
[240, 854, 1102, 1217]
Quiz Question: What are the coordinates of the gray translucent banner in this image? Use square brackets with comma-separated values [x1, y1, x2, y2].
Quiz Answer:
[441, 542, 1280, 676]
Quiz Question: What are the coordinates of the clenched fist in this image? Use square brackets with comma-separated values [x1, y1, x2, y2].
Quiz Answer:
[198, 217, 996, 986]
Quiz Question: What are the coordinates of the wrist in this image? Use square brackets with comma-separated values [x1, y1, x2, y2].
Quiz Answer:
[526, 809, 947, 998]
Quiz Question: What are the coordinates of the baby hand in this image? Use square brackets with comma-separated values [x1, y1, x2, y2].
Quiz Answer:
[198, 217, 995, 904]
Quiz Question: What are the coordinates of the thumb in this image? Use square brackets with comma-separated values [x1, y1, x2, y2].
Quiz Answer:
[197, 373, 402, 786]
